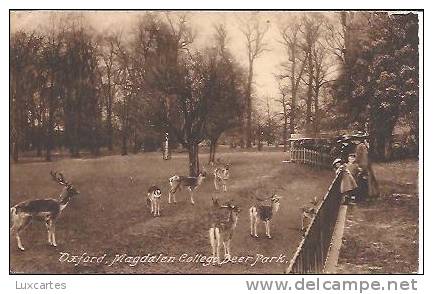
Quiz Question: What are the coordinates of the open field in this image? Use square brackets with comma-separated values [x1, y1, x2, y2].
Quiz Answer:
[10, 151, 334, 274]
[336, 160, 419, 273]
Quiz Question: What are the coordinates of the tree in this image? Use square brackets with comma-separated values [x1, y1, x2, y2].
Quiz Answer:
[61, 20, 102, 157]
[239, 13, 269, 148]
[300, 14, 324, 134]
[143, 13, 195, 160]
[40, 24, 64, 161]
[10, 31, 45, 162]
[98, 32, 122, 152]
[205, 24, 246, 163]
[262, 96, 278, 146]
[279, 18, 307, 138]
[310, 39, 335, 135]
[355, 13, 419, 160]
[325, 12, 368, 129]
[332, 12, 419, 160]
[169, 51, 211, 176]
[112, 35, 135, 156]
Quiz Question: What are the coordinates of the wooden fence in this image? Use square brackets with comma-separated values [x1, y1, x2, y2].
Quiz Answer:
[285, 172, 343, 274]
[288, 148, 332, 169]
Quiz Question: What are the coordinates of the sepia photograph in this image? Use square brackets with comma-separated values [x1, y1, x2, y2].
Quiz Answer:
[9, 9, 421, 275]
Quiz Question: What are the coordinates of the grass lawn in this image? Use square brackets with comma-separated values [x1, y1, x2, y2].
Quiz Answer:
[10, 150, 333, 274]
[336, 160, 419, 274]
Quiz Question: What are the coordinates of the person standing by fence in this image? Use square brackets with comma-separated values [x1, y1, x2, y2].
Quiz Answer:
[332, 158, 358, 204]
[346, 153, 361, 202]
[355, 137, 380, 199]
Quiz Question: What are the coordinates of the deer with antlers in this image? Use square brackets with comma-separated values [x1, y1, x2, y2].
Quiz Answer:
[209, 197, 241, 262]
[10, 171, 79, 251]
[249, 193, 281, 239]
[168, 170, 207, 205]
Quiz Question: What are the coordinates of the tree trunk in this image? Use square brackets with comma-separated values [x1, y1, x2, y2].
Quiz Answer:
[121, 129, 128, 156]
[383, 135, 392, 161]
[245, 61, 254, 148]
[289, 93, 296, 137]
[188, 142, 200, 177]
[106, 89, 113, 151]
[257, 130, 263, 151]
[36, 128, 42, 157]
[258, 140, 263, 151]
[209, 138, 218, 164]
[45, 88, 56, 161]
[12, 140, 19, 163]
[305, 53, 314, 134]
[133, 128, 139, 154]
[283, 115, 288, 152]
[46, 110, 54, 162]
[313, 87, 320, 136]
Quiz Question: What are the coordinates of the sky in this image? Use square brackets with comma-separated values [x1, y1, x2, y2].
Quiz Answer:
[10, 11, 339, 112]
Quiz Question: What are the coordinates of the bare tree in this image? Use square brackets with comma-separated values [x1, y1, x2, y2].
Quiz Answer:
[263, 96, 278, 146]
[279, 19, 307, 138]
[206, 24, 245, 163]
[98, 32, 122, 152]
[311, 42, 333, 134]
[239, 13, 269, 148]
[300, 14, 323, 134]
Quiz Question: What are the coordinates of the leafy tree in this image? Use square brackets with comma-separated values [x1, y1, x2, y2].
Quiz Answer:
[205, 24, 246, 163]
[10, 31, 45, 162]
[341, 13, 419, 160]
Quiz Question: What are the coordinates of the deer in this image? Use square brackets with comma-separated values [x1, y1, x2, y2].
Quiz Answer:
[249, 193, 281, 239]
[147, 185, 162, 217]
[168, 170, 207, 205]
[209, 198, 241, 263]
[10, 171, 79, 251]
[301, 197, 319, 232]
[213, 163, 230, 192]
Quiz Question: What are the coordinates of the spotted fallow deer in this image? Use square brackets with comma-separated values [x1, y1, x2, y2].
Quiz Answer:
[249, 193, 281, 239]
[10, 171, 79, 251]
[213, 164, 230, 192]
[209, 198, 241, 262]
[168, 170, 207, 205]
[147, 185, 162, 217]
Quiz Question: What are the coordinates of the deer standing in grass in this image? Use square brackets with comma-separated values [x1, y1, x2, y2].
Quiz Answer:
[209, 198, 241, 262]
[10, 171, 79, 251]
[249, 194, 281, 239]
[301, 197, 319, 232]
[213, 163, 230, 192]
[147, 185, 162, 217]
[168, 171, 207, 205]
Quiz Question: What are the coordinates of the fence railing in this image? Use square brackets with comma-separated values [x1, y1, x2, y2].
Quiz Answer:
[285, 172, 343, 274]
[288, 147, 331, 169]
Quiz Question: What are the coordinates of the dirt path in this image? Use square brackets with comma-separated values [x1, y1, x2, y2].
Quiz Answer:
[335, 160, 419, 274]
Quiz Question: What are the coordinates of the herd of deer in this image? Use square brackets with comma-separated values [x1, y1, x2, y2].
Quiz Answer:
[10, 161, 320, 263]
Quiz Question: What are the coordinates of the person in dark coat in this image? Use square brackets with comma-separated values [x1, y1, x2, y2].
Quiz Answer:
[354, 137, 380, 199]
[333, 158, 358, 204]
